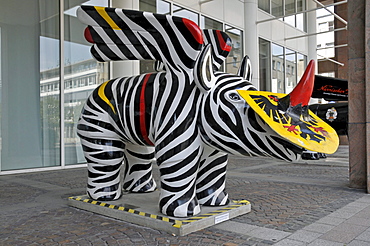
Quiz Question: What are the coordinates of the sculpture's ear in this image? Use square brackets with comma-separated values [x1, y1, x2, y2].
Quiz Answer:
[194, 44, 216, 92]
[237, 55, 252, 82]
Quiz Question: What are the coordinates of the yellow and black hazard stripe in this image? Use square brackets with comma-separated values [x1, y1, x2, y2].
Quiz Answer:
[69, 196, 249, 228]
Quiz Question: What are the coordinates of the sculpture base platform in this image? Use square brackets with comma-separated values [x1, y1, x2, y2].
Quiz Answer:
[68, 191, 251, 236]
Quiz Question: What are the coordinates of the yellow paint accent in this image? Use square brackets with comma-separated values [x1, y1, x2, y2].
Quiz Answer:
[162, 217, 170, 222]
[182, 220, 196, 223]
[128, 209, 135, 213]
[109, 205, 115, 209]
[91, 201, 98, 205]
[237, 90, 339, 154]
[172, 223, 182, 228]
[75, 197, 82, 201]
[100, 202, 107, 207]
[139, 212, 146, 216]
[83, 199, 90, 203]
[118, 207, 124, 211]
[233, 200, 250, 204]
[150, 214, 157, 219]
[95, 6, 120, 30]
[98, 81, 116, 114]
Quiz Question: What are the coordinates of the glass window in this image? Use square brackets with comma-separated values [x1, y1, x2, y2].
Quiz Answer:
[63, 0, 109, 165]
[296, 0, 306, 31]
[1, 0, 60, 171]
[140, 0, 170, 14]
[284, 0, 296, 27]
[285, 48, 296, 93]
[258, 0, 270, 13]
[271, 43, 284, 93]
[200, 16, 223, 30]
[225, 26, 243, 74]
[173, 5, 199, 24]
[296, 13, 306, 31]
[259, 38, 271, 91]
[139, 0, 171, 74]
[297, 53, 307, 81]
[271, 0, 283, 17]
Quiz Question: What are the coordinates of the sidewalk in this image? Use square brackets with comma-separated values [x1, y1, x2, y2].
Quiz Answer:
[1, 146, 369, 245]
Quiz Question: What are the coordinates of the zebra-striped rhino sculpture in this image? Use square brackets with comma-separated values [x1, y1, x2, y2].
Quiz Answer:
[77, 6, 339, 217]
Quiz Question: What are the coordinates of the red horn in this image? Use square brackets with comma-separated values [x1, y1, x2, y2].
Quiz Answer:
[288, 60, 315, 106]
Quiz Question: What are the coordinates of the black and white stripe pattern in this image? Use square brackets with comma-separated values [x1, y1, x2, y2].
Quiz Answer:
[77, 6, 303, 218]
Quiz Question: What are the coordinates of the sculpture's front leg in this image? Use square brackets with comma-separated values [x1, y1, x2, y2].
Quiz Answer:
[156, 134, 203, 217]
[196, 146, 229, 206]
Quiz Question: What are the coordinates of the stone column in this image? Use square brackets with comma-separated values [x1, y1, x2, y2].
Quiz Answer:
[110, 0, 140, 78]
[347, 0, 368, 190]
[366, 0, 370, 192]
[244, 0, 259, 88]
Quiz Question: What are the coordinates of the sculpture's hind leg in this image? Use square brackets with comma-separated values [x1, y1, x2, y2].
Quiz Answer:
[122, 144, 157, 192]
[196, 146, 229, 206]
[79, 136, 125, 201]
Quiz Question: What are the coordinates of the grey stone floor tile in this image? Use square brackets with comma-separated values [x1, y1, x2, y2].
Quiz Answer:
[353, 207, 370, 219]
[319, 229, 363, 244]
[345, 217, 370, 227]
[356, 229, 370, 242]
[316, 216, 346, 226]
[328, 211, 357, 219]
[332, 222, 367, 234]
[303, 223, 335, 233]
[348, 240, 370, 246]
[308, 239, 345, 246]
[213, 221, 259, 234]
[346, 201, 370, 209]
[247, 227, 291, 241]
[355, 195, 370, 203]
[287, 230, 322, 243]
[273, 238, 306, 246]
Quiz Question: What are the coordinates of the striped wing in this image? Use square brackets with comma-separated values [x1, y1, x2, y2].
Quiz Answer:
[77, 6, 204, 70]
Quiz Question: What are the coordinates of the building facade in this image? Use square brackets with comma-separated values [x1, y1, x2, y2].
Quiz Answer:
[0, 0, 317, 174]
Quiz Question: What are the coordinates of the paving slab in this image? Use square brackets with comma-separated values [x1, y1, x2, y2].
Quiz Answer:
[68, 191, 251, 236]
[307, 238, 344, 246]
[355, 228, 370, 242]
[287, 229, 322, 243]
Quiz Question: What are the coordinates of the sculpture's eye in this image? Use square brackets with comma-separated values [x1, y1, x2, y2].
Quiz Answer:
[229, 93, 241, 101]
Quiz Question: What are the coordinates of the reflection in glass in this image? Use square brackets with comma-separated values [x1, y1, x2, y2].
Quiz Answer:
[173, 5, 199, 24]
[200, 16, 223, 30]
[285, 49, 296, 93]
[64, 0, 109, 165]
[284, 0, 295, 26]
[271, 43, 284, 93]
[297, 53, 307, 81]
[1, 0, 60, 170]
[296, 0, 306, 31]
[271, 0, 283, 17]
[258, 0, 270, 13]
[259, 38, 271, 91]
[140, 0, 170, 14]
[225, 25, 243, 74]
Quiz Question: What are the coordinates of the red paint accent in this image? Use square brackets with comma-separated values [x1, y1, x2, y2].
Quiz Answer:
[84, 27, 94, 43]
[289, 60, 315, 106]
[284, 125, 299, 135]
[140, 74, 154, 146]
[182, 18, 204, 44]
[216, 30, 232, 52]
[268, 95, 279, 102]
[309, 126, 328, 136]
